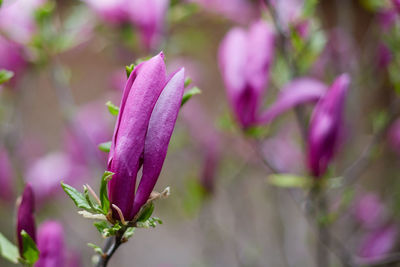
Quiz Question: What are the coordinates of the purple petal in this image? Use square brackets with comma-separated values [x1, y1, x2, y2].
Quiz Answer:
[258, 78, 327, 124]
[132, 68, 185, 216]
[307, 74, 350, 177]
[127, 0, 169, 50]
[35, 221, 65, 267]
[388, 119, 400, 156]
[358, 225, 398, 264]
[16, 184, 36, 257]
[108, 53, 167, 220]
[354, 193, 386, 229]
[218, 20, 275, 128]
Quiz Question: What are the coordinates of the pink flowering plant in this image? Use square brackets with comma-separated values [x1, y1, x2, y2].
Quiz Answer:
[0, 0, 399, 267]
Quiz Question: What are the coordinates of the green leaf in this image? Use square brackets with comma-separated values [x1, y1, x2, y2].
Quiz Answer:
[98, 141, 112, 153]
[100, 171, 113, 213]
[106, 101, 119, 116]
[184, 77, 192, 88]
[20, 230, 39, 265]
[87, 243, 103, 255]
[0, 70, 14, 84]
[303, 0, 318, 17]
[137, 202, 154, 222]
[125, 64, 135, 78]
[136, 217, 163, 228]
[103, 223, 121, 237]
[83, 186, 104, 214]
[0, 233, 19, 264]
[61, 182, 93, 211]
[122, 227, 135, 240]
[181, 87, 201, 106]
[0, 0, 2, 7]
[267, 174, 311, 188]
[93, 221, 109, 235]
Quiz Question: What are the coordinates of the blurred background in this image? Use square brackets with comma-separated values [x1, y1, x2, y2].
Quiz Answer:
[0, 0, 400, 266]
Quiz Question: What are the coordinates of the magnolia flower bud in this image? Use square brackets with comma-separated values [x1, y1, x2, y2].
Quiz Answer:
[108, 53, 185, 221]
[35, 221, 66, 267]
[218, 20, 275, 128]
[307, 74, 350, 178]
[16, 184, 36, 257]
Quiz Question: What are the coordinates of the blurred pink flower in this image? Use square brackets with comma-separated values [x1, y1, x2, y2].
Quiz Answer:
[307, 74, 350, 178]
[269, 0, 304, 31]
[127, 0, 170, 50]
[25, 152, 88, 201]
[218, 20, 275, 128]
[187, 0, 259, 23]
[36, 221, 66, 267]
[0, 148, 14, 201]
[82, 0, 127, 24]
[354, 193, 386, 229]
[378, 9, 397, 31]
[358, 225, 398, 264]
[0, 0, 47, 44]
[388, 119, 400, 155]
[83, 0, 169, 50]
[378, 43, 392, 69]
[64, 101, 112, 166]
[261, 126, 304, 174]
[0, 36, 27, 87]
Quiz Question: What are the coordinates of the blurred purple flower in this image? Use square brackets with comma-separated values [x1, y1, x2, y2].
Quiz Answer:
[127, 0, 169, 50]
[378, 9, 397, 31]
[0, 148, 14, 201]
[82, 0, 127, 24]
[354, 193, 386, 229]
[16, 184, 36, 257]
[36, 221, 66, 267]
[358, 225, 398, 264]
[388, 119, 400, 155]
[378, 43, 392, 69]
[64, 101, 112, 166]
[83, 0, 169, 50]
[108, 53, 185, 221]
[269, 0, 304, 31]
[258, 78, 328, 124]
[218, 20, 275, 129]
[0, 0, 47, 44]
[307, 74, 350, 178]
[187, 0, 259, 23]
[25, 152, 87, 201]
[0, 36, 27, 87]
[392, 0, 400, 14]
[181, 100, 221, 193]
[261, 125, 304, 174]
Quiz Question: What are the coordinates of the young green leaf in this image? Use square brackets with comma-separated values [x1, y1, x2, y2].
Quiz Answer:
[103, 223, 121, 237]
[125, 64, 135, 78]
[136, 202, 154, 222]
[267, 174, 311, 188]
[184, 77, 192, 88]
[20, 230, 39, 265]
[83, 186, 104, 214]
[181, 87, 201, 106]
[0, 70, 14, 85]
[122, 227, 135, 240]
[87, 243, 103, 255]
[98, 141, 112, 153]
[106, 101, 119, 116]
[0, 233, 19, 264]
[93, 221, 109, 235]
[61, 182, 93, 211]
[99, 171, 113, 213]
